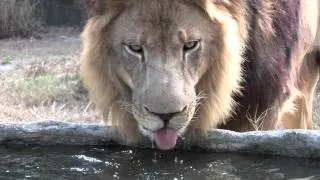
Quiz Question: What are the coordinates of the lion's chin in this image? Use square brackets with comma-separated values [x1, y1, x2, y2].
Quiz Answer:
[152, 128, 178, 151]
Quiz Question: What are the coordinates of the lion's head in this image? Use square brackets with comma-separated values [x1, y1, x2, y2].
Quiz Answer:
[81, 0, 247, 150]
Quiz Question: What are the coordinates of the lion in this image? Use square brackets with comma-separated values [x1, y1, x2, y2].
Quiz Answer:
[80, 0, 320, 150]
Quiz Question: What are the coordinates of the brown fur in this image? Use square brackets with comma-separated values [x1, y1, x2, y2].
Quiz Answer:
[81, 0, 319, 143]
[220, 0, 320, 131]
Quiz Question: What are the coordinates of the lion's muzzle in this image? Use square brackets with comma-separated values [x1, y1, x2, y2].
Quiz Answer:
[144, 105, 188, 126]
[133, 96, 194, 150]
[130, 66, 197, 150]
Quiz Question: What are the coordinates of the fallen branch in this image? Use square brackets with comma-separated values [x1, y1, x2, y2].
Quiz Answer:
[0, 121, 319, 158]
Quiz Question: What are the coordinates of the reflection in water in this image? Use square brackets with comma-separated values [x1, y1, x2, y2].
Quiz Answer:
[0, 146, 318, 179]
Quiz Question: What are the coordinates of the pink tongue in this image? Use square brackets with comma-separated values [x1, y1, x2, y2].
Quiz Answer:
[153, 129, 178, 150]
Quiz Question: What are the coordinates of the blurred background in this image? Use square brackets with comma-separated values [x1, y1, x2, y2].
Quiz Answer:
[0, 0, 88, 38]
[0, 0, 318, 128]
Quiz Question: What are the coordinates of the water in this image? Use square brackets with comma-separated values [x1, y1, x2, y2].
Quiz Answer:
[0, 146, 319, 180]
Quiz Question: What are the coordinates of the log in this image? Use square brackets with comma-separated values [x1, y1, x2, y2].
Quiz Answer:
[0, 121, 319, 158]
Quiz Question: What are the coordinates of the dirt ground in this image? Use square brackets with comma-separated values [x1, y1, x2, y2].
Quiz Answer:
[0, 28, 319, 128]
[0, 28, 103, 124]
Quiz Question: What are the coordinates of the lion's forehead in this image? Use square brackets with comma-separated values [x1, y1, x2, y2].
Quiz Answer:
[118, 1, 213, 40]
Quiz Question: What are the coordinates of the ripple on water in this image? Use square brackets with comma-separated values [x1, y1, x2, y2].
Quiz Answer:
[72, 155, 103, 163]
[0, 146, 318, 180]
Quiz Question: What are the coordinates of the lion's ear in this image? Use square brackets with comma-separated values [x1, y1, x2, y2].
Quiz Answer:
[87, 0, 127, 16]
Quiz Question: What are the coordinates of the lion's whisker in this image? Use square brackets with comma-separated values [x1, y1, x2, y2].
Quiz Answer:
[118, 101, 134, 115]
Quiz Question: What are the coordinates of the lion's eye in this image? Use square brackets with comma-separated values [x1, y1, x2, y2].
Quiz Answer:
[126, 44, 143, 54]
[183, 40, 200, 52]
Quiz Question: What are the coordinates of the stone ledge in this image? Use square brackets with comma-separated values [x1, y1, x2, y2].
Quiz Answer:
[0, 121, 319, 158]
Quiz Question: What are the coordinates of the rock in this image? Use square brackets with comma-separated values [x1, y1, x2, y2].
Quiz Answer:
[0, 120, 319, 158]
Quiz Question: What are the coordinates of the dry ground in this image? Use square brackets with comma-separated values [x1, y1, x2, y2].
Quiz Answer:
[0, 28, 103, 124]
[0, 28, 319, 128]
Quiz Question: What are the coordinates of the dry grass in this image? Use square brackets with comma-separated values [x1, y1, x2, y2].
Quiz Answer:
[0, 0, 41, 38]
[13, 75, 77, 106]
[0, 28, 102, 124]
[246, 105, 269, 131]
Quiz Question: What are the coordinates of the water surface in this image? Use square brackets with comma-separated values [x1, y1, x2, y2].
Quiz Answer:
[0, 146, 318, 180]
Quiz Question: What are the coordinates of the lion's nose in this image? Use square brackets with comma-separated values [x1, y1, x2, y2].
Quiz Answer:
[144, 105, 187, 123]
[151, 112, 178, 122]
